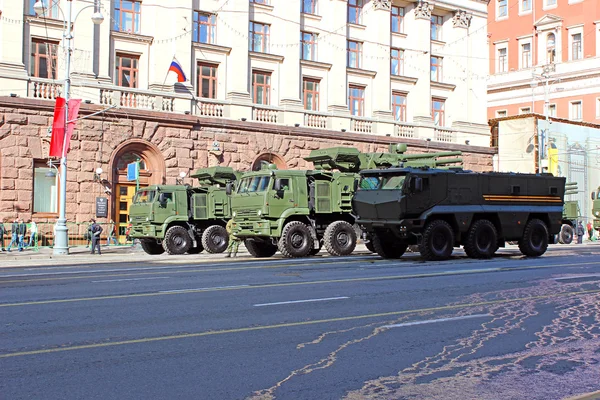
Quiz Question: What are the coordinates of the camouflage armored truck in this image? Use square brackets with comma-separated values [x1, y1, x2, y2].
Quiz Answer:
[229, 145, 463, 258]
[555, 182, 580, 244]
[129, 166, 239, 255]
[353, 167, 565, 260]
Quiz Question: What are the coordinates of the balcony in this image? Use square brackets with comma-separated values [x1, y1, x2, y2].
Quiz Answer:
[434, 127, 455, 143]
[28, 78, 62, 100]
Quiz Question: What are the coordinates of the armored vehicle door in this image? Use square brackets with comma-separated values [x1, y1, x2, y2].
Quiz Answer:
[405, 173, 434, 215]
[158, 191, 177, 217]
[269, 176, 295, 217]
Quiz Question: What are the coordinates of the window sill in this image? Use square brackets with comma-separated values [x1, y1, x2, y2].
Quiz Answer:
[111, 30, 154, 44]
[431, 39, 446, 46]
[301, 59, 332, 71]
[391, 75, 418, 85]
[348, 23, 366, 30]
[250, 2, 275, 12]
[542, 4, 558, 10]
[193, 42, 232, 55]
[518, 10, 533, 16]
[347, 67, 377, 78]
[25, 15, 65, 29]
[431, 81, 457, 91]
[249, 51, 284, 63]
[496, 16, 509, 22]
[301, 12, 322, 22]
[392, 32, 407, 39]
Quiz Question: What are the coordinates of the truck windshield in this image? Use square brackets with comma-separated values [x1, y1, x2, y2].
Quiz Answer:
[359, 176, 381, 190]
[359, 174, 406, 191]
[381, 175, 406, 190]
[237, 176, 271, 193]
[133, 190, 156, 204]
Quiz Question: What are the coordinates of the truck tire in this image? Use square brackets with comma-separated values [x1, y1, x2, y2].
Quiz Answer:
[202, 225, 229, 254]
[309, 239, 322, 255]
[365, 240, 375, 253]
[324, 221, 357, 256]
[464, 219, 498, 259]
[244, 239, 278, 258]
[278, 221, 312, 258]
[372, 233, 407, 259]
[559, 224, 574, 245]
[162, 225, 192, 255]
[140, 240, 165, 255]
[518, 219, 549, 257]
[187, 241, 204, 254]
[419, 220, 454, 261]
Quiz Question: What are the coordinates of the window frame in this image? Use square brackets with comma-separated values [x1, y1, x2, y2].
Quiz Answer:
[348, 0, 363, 25]
[347, 40, 362, 69]
[301, 0, 317, 14]
[570, 32, 583, 61]
[570, 100, 582, 121]
[391, 6, 405, 34]
[303, 78, 320, 111]
[348, 85, 365, 117]
[301, 31, 318, 61]
[496, 110, 507, 118]
[392, 92, 407, 122]
[29, 0, 60, 18]
[519, 106, 531, 114]
[497, 0, 508, 19]
[520, 0, 532, 13]
[197, 62, 218, 99]
[430, 56, 443, 82]
[114, 53, 140, 88]
[497, 46, 508, 73]
[546, 33, 556, 64]
[193, 11, 216, 44]
[431, 98, 445, 126]
[30, 38, 59, 79]
[391, 48, 404, 76]
[252, 70, 271, 105]
[520, 40, 532, 69]
[249, 21, 270, 53]
[548, 103, 557, 117]
[113, 0, 142, 34]
[431, 15, 443, 41]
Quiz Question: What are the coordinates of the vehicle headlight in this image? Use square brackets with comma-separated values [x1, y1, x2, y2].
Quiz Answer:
[129, 217, 132, 223]
[233, 211, 236, 217]
[257, 210, 262, 216]
[146, 217, 150, 222]
[596, 211, 599, 217]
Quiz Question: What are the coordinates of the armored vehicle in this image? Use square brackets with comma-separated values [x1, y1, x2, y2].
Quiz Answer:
[555, 182, 580, 244]
[129, 166, 239, 255]
[230, 145, 463, 258]
[353, 167, 565, 260]
[591, 187, 600, 232]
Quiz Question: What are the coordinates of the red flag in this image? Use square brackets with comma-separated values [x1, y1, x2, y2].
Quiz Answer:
[64, 99, 82, 154]
[49, 97, 66, 157]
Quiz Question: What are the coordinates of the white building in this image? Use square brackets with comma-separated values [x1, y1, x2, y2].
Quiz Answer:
[0, 0, 490, 145]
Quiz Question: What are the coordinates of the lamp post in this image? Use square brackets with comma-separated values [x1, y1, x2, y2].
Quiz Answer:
[530, 64, 560, 174]
[34, 0, 104, 255]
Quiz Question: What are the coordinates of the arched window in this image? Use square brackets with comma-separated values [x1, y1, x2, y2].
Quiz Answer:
[547, 33, 556, 63]
[116, 152, 147, 171]
[251, 153, 286, 171]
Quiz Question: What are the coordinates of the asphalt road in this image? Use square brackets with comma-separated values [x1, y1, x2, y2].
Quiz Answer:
[2, 247, 600, 400]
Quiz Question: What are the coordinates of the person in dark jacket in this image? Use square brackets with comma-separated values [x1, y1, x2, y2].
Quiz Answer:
[577, 221, 585, 244]
[90, 219, 103, 255]
[7, 218, 19, 252]
[0, 218, 6, 251]
[17, 219, 27, 251]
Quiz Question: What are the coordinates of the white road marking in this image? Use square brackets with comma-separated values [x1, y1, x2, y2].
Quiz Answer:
[253, 296, 349, 307]
[92, 277, 170, 283]
[554, 274, 600, 281]
[159, 285, 250, 293]
[383, 314, 490, 329]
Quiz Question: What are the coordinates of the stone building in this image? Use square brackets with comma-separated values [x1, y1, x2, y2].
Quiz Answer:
[0, 0, 494, 242]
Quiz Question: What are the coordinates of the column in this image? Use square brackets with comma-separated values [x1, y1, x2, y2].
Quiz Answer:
[224, 0, 251, 103]
[323, 0, 349, 115]
[0, 0, 28, 87]
[411, 1, 433, 124]
[449, 10, 472, 126]
[277, 0, 302, 110]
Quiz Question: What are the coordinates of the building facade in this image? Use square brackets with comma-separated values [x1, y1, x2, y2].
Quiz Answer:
[487, 0, 600, 123]
[0, 0, 494, 243]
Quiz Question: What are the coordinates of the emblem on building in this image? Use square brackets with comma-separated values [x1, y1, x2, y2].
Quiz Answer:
[452, 10, 472, 28]
[414, 1, 434, 20]
[372, 0, 391, 11]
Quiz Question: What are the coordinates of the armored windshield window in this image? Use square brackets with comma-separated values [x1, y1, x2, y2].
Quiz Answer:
[133, 190, 156, 204]
[359, 176, 381, 190]
[381, 176, 405, 190]
[237, 176, 270, 193]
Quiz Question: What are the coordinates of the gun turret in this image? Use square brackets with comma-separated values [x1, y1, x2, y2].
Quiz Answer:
[304, 146, 463, 172]
[190, 166, 239, 187]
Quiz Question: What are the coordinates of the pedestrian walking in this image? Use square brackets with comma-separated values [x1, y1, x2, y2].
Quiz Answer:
[225, 219, 240, 258]
[16, 219, 27, 252]
[84, 220, 93, 248]
[7, 218, 18, 252]
[28, 219, 38, 247]
[0, 218, 6, 251]
[587, 221, 593, 241]
[89, 219, 103, 255]
[577, 221, 585, 244]
[106, 219, 118, 246]
[125, 223, 135, 246]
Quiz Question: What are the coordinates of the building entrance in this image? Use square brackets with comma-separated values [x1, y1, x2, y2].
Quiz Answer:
[116, 184, 137, 243]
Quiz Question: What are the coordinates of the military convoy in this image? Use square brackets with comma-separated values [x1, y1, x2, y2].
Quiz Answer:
[592, 187, 600, 232]
[353, 167, 566, 260]
[555, 182, 580, 244]
[129, 166, 238, 255]
[229, 145, 463, 258]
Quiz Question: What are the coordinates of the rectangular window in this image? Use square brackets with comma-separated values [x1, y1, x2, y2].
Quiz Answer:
[498, 0, 508, 17]
[30, 39, 58, 79]
[497, 47, 507, 73]
[520, 107, 531, 114]
[249, 22, 270, 53]
[545, 0, 557, 5]
[521, 0, 531, 12]
[302, 0, 317, 14]
[571, 101, 582, 120]
[348, 85, 365, 116]
[113, 0, 142, 34]
[33, 160, 58, 214]
[347, 40, 362, 68]
[392, 92, 407, 122]
[29, 0, 59, 18]
[432, 98, 445, 126]
[193, 12, 216, 44]
[252, 71, 271, 105]
[391, 6, 404, 33]
[197, 63, 218, 99]
[521, 43, 531, 68]
[250, 0, 269, 4]
[496, 110, 507, 117]
[572, 33, 582, 60]
[548, 104, 557, 117]
[431, 15, 443, 41]
[391, 48, 404, 76]
[348, 0, 363, 24]
[115, 54, 139, 88]
[303, 78, 320, 111]
[301, 32, 317, 61]
[430, 56, 442, 81]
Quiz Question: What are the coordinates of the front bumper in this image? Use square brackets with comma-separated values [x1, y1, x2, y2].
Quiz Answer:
[233, 219, 275, 238]
[130, 223, 162, 239]
[358, 218, 421, 237]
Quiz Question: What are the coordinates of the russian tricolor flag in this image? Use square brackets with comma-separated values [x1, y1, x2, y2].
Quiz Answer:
[169, 59, 187, 82]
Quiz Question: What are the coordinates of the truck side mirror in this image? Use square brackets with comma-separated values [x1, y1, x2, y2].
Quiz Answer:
[414, 177, 423, 192]
[592, 192, 596, 201]
[226, 182, 232, 196]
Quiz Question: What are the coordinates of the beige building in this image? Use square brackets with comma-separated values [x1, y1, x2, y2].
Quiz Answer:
[0, 0, 495, 243]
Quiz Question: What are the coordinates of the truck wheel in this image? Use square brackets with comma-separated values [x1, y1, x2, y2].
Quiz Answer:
[372, 233, 407, 259]
[202, 225, 229, 254]
[518, 219, 549, 257]
[278, 221, 312, 258]
[464, 220, 498, 259]
[420, 220, 454, 261]
[324, 221, 357, 256]
[244, 239, 277, 258]
[187, 241, 204, 254]
[559, 224, 574, 245]
[163, 225, 192, 255]
[140, 240, 165, 255]
[365, 240, 375, 253]
[309, 239, 322, 255]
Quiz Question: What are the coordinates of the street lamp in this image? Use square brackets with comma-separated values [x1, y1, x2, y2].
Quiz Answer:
[34, 0, 104, 255]
[530, 64, 560, 174]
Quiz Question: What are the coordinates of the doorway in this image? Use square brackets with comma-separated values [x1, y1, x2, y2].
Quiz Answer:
[116, 184, 137, 243]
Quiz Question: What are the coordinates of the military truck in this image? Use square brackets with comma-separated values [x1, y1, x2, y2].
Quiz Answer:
[591, 187, 600, 232]
[129, 166, 239, 255]
[229, 145, 463, 259]
[555, 182, 580, 244]
[353, 167, 565, 260]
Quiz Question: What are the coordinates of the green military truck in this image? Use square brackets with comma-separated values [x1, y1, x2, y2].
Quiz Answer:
[591, 187, 600, 232]
[230, 145, 463, 258]
[353, 167, 566, 260]
[555, 182, 580, 244]
[129, 166, 239, 255]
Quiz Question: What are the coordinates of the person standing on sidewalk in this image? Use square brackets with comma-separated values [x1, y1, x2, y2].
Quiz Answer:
[587, 221, 593, 241]
[0, 218, 6, 251]
[106, 219, 118, 246]
[90, 219, 103, 255]
[577, 221, 585, 244]
[7, 218, 18, 252]
[17, 219, 27, 252]
[225, 219, 240, 258]
[27, 219, 38, 248]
